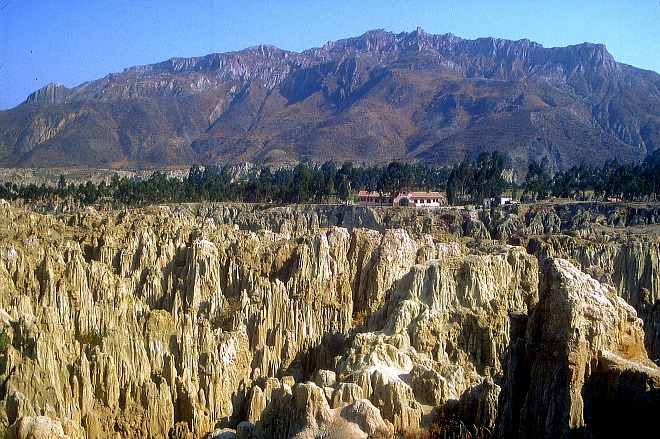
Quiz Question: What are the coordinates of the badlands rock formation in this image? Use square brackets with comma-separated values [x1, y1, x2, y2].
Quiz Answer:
[0, 200, 658, 438]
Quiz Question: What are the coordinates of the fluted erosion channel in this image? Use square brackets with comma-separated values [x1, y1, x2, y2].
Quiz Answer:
[0, 201, 659, 438]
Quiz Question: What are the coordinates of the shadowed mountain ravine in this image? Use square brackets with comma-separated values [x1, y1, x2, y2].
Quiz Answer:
[0, 28, 658, 177]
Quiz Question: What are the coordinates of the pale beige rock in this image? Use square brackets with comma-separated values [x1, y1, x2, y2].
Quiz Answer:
[370, 369, 422, 431]
[339, 399, 394, 438]
[246, 385, 266, 424]
[495, 257, 660, 438]
[323, 245, 539, 434]
[0, 202, 658, 438]
[314, 369, 336, 388]
[280, 375, 295, 388]
[292, 383, 333, 425]
[409, 364, 446, 406]
[525, 208, 561, 235]
[330, 383, 364, 409]
[529, 233, 660, 359]
[5, 416, 72, 439]
[5, 391, 34, 427]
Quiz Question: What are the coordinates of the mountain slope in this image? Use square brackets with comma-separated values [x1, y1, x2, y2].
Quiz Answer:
[1, 28, 658, 176]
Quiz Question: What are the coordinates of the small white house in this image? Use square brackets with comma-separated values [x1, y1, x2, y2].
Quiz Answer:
[483, 197, 518, 208]
[358, 190, 445, 208]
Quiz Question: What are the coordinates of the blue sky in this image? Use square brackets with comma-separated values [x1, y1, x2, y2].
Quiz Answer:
[1, 0, 658, 110]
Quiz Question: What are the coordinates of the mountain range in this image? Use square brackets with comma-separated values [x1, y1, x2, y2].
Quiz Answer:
[1, 28, 659, 177]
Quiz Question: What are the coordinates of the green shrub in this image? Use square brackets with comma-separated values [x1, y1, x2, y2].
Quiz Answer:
[0, 333, 10, 355]
[211, 296, 241, 331]
[76, 328, 103, 348]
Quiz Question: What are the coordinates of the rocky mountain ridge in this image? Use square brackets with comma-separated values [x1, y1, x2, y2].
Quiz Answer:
[0, 200, 659, 438]
[1, 28, 658, 175]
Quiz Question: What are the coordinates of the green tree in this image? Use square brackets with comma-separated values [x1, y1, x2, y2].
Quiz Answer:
[292, 163, 312, 203]
[525, 157, 551, 201]
[57, 174, 67, 191]
[335, 161, 355, 200]
[447, 158, 474, 205]
[378, 161, 414, 195]
[472, 151, 505, 204]
[643, 150, 660, 200]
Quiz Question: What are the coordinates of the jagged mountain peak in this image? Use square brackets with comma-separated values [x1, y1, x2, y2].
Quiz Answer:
[118, 44, 302, 78]
[26, 82, 71, 104]
[1, 28, 658, 174]
[303, 28, 618, 79]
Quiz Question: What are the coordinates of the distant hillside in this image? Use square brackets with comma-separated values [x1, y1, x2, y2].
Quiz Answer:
[1, 28, 659, 178]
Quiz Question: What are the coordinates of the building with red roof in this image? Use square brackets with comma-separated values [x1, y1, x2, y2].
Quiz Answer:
[357, 189, 445, 207]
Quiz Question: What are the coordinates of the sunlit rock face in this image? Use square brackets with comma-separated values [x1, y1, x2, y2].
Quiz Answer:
[0, 201, 658, 438]
[495, 257, 660, 439]
[528, 232, 660, 360]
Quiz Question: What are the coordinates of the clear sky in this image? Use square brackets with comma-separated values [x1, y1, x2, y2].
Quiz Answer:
[1, 0, 658, 110]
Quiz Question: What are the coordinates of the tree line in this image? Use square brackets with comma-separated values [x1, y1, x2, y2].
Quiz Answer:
[2, 149, 659, 209]
[0, 161, 451, 208]
[445, 151, 506, 205]
[524, 150, 660, 202]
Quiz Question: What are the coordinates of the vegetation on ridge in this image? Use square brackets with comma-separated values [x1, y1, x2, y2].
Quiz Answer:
[0, 160, 451, 208]
[1, 149, 660, 210]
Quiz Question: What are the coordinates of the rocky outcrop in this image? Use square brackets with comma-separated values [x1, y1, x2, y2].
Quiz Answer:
[0, 201, 659, 437]
[25, 83, 71, 105]
[527, 232, 660, 361]
[327, 245, 538, 435]
[5, 415, 84, 439]
[0, 202, 467, 437]
[494, 257, 660, 438]
[481, 201, 660, 362]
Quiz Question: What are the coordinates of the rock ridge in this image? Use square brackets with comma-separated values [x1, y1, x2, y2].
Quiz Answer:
[0, 201, 659, 437]
[2, 28, 657, 172]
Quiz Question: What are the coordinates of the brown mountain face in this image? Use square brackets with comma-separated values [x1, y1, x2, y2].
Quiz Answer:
[1, 28, 659, 176]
